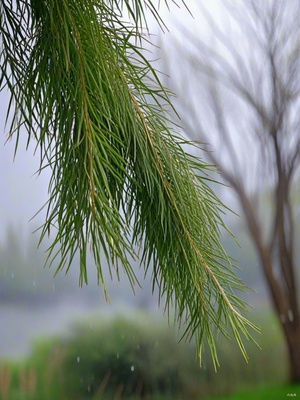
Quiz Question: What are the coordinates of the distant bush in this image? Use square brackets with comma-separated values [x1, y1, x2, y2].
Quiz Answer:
[54, 314, 202, 399]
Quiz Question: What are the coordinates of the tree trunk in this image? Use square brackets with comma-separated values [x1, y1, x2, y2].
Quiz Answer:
[283, 322, 300, 382]
[257, 245, 300, 383]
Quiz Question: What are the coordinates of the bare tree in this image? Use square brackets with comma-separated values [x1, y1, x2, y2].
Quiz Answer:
[163, 0, 300, 382]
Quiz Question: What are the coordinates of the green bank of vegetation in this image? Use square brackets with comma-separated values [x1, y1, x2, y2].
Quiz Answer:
[0, 310, 288, 400]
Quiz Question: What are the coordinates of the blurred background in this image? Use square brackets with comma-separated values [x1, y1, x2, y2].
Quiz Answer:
[0, 1, 299, 399]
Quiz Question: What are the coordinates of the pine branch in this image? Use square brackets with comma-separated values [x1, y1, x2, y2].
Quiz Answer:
[0, 0, 259, 367]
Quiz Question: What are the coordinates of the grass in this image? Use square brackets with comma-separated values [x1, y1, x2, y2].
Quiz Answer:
[208, 383, 300, 400]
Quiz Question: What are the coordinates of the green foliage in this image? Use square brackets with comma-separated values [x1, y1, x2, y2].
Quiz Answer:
[0, 0, 258, 364]
[55, 311, 285, 399]
[5, 315, 201, 399]
[0, 310, 287, 400]
[58, 316, 199, 398]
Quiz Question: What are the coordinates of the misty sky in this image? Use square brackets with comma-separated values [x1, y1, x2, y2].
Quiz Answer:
[0, 90, 51, 241]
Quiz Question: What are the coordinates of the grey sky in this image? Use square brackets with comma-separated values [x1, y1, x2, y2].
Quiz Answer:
[0, 90, 51, 241]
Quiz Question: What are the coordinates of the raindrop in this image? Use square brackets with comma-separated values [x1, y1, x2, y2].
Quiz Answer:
[33, 281, 36, 287]
[136, 344, 140, 350]
[288, 309, 294, 322]
[116, 353, 120, 359]
[130, 365, 135, 372]
[87, 385, 91, 392]
[77, 356, 81, 363]
[11, 273, 14, 279]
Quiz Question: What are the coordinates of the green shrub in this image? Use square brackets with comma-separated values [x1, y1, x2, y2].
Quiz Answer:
[57, 314, 202, 399]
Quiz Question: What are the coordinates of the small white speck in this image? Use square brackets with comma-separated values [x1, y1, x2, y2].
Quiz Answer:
[288, 309, 294, 322]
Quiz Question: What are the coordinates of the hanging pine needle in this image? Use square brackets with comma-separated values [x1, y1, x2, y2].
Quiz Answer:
[0, 0, 259, 368]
